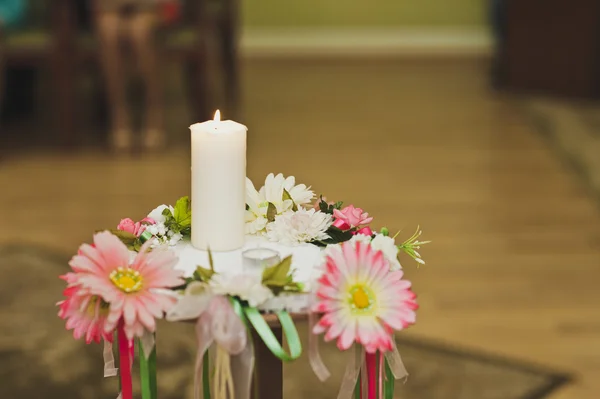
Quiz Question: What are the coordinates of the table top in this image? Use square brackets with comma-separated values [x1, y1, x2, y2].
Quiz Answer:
[172, 237, 323, 290]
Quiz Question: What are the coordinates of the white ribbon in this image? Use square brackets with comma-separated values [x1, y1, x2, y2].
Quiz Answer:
[103, 340, 118, 378]
[167, 283, 253, 399]
[307, 292, 331, 382]
[384, 340, 408, 381]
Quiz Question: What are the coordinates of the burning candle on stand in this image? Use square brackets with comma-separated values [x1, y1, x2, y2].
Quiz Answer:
[190, 110, 247, 251]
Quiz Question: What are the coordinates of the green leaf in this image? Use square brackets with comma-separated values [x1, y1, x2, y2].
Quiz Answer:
[173, 196, 192, 228]
[133, 241, 143, 252]
[207, 248, 215, 272]
[193, 266, 215, 283]
[109, 229, 137, 243]
[316, 226, 353, 246]
[282, 189, 298, 211]
[266, 202, 277, 222]
[262, 256, 292, 287]
[317, 196, 344, 215]
[318, 196, 330, 213]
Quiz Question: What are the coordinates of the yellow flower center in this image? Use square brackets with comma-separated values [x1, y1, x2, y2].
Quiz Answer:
[110, 267, 143, 293]
[352, 287, 371, 309]
[86, 296, 110, 317]
[349, 285, 373, 312]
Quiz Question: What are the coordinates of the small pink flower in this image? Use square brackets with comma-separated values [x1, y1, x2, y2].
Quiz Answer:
[313, 241, 417, 353]
[117, 217, 154, 237]
[63, 231, 184, 340]
[332, 205, 373, 230]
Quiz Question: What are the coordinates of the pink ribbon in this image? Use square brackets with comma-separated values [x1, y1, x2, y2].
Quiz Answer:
[365, 352, 377, 399]
[117, 321, 133, 399]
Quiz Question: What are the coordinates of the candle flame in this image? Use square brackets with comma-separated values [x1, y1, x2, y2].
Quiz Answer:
[213, 110, 221, 122]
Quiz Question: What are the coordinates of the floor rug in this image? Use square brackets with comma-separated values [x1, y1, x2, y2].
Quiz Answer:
[520, 98, 600, 203]
[0, 244, 570, 399]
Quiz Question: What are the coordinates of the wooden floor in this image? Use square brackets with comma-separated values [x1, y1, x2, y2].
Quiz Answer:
[1, 58, 599, 398]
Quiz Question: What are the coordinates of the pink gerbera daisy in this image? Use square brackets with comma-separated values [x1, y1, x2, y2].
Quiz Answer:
[57, 282, 113, 344]
[68, 231, 184, 340]
[313, 241, 418, 353]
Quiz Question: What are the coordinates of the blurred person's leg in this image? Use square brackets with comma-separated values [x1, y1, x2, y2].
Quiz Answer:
[127, 10, 164, 149]
[95, 8, 131, 150]
[490, 0, 506, 89]
[0, 27, 4, 118]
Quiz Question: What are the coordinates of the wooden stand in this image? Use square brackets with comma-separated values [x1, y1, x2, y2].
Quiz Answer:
[251, 325, 283, 399]
[250, 313, 306, 399]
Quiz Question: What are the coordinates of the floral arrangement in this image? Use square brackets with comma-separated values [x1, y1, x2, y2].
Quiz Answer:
[58, 173, 429, 399]
[246, 173, 428, 267]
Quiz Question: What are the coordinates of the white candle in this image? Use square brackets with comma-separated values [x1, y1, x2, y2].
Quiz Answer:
[190, 110, 247, 251]
[242, 248, 281, 269]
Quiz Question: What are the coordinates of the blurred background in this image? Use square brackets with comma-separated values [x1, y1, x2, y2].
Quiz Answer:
[1, 0, 599, 398]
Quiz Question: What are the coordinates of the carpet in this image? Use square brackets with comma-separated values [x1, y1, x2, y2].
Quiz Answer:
[0, 244, 570, 399]
[520, 98, 600, 202]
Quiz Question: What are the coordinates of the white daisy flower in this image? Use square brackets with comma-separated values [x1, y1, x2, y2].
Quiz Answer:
[245, 173, 315, 235]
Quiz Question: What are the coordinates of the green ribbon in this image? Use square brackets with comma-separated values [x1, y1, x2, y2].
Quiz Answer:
[139, 230, 153, 243]
[243, 306, 302, 362]
[138, 337, 158, 399]
[202, 351, 211, 399]
[354, 370, 361, 399]
[384, 358, 394, 399]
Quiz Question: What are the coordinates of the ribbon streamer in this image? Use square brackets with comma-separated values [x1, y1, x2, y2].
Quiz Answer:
[104, 340, 118, 377]
[117, 321, 133, 399]
[308, 294, 331, 382]
[167, 287, 251, 399]
[366, 352, 377, 399]
[243, 307, 302, 362]
[378, 353, 384, 399]
[383, 340, 408, 381]
[384, 360, 394, 399]
[338, 343, 405, 399]
[338, 346, 362, 399]
[138, 333, 158, 399]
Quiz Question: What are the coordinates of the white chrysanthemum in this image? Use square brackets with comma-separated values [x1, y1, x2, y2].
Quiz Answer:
[245, 174, 315, 235]
[266, 209, 332, 245]
[210, 274, 273, 307]
[147, 204, 174, 224]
